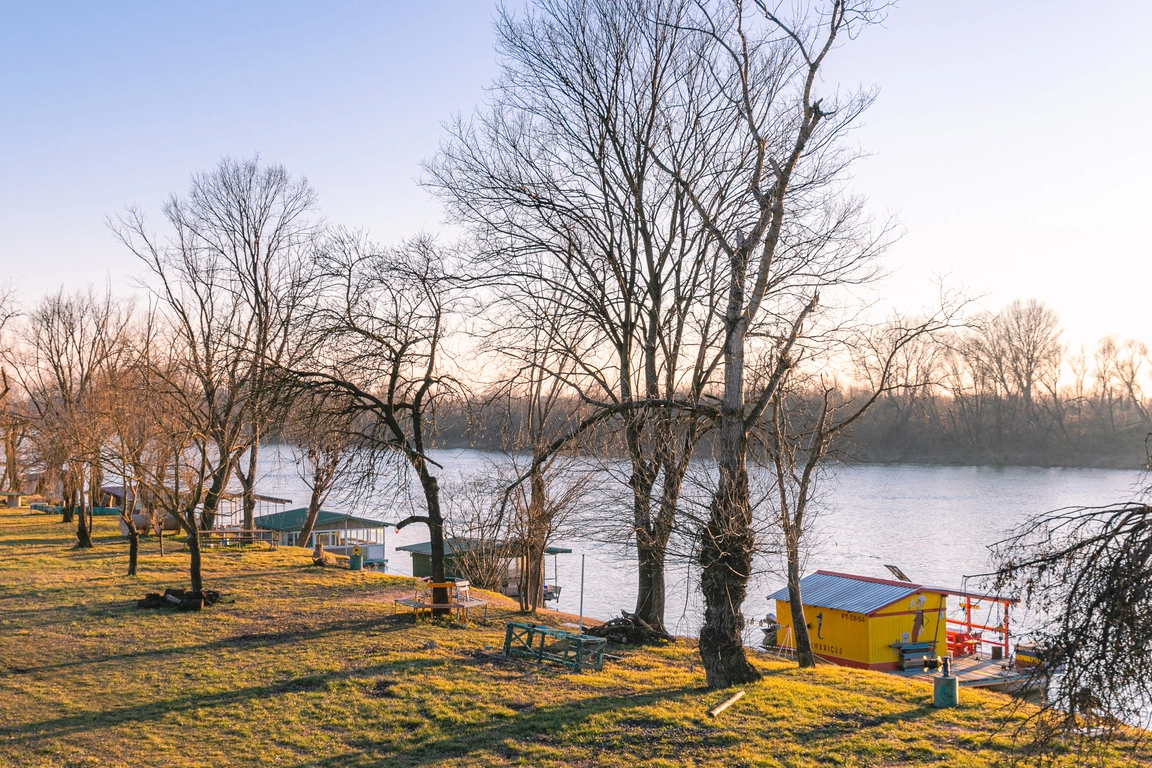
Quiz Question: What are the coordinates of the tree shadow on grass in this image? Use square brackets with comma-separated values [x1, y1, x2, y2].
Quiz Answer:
[792, 700, 1015, 761]
[0, 614, 420, 678]
[278, 684, 705, 768]
[0, 657, 450, 744]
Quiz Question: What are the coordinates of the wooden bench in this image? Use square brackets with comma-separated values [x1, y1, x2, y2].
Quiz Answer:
[451, 581, 489, 620]
[891, 641, 938, 670]
[502, 622, 606, 672]
[393, 580, 488, 620]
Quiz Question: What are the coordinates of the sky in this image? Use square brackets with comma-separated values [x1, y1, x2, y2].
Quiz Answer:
[1, 1, 1148, 348]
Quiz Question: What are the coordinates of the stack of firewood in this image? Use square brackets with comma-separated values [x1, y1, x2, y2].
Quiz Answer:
[137, 588, 222, 611]
[585, 610, 674, 645]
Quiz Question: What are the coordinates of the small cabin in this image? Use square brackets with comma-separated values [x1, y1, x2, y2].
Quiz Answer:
[253, 508, 392, 565]
[770, 571, 949, 670]
[396, 538, 571, 601]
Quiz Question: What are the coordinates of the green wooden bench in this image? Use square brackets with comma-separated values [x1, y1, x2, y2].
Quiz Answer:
[502, 622, 606, 672]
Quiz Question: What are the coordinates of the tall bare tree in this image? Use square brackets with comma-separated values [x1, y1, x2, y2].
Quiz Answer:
[644, 0, 891, 686]
[15, 289, 131, 546]
[114, 156, 319, 533]
[293, 231, 461, 610]
[492, 333, 590, 612]
[426, 0, 725, 634]
[757, 311, 961, 667]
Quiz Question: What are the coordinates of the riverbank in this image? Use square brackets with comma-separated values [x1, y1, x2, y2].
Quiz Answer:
[0, 508, 1145, 767]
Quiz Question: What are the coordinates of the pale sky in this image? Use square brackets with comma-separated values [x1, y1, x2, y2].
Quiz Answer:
[1, 1, 1148, 348]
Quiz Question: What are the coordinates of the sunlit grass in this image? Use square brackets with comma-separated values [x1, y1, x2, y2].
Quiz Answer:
[0, 507, 1145, 767]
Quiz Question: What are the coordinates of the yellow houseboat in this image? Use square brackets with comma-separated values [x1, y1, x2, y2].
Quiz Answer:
[769, 571, 949, 671]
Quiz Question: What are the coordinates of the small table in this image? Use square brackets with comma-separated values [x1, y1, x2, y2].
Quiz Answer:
[502, 622, 606, 672]
[394, 581, 488, 620]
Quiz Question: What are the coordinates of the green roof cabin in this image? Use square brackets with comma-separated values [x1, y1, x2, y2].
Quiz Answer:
[396, 538, 572, 602]
[253, 508, 395, 566]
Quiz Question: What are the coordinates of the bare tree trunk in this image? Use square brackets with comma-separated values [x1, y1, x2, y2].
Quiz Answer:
[630, 465, 667, 632]
[156, 506, 165, 558]
[89, 464, 103, 510]
[786, 536, 816, 668]
[238, 441, 259, 530]
[127, 528, 140, 576]
[296, 482, 324, 549]
[199, 459, 233, 531]
[61, 473, 75, 524]
[519, 467, 548, 612]
[4, 429, 19, 490]
[416, 461, 450, 615]
[699, 257, 760, 687]
[635, 542, 667, 628]
[75, 472, 93, 549]
[187, 525, 203, 592]
[635, 445, 691, 632]
[123, 484, 139, 576]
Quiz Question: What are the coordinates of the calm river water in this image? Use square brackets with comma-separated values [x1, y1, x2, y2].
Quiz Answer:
[257, 448, 1146, 640]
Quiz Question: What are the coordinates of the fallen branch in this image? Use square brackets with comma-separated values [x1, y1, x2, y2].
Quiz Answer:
[708, 689, 745, 718]
[137, 588, 222, 611]
[584, 611, 674, 645]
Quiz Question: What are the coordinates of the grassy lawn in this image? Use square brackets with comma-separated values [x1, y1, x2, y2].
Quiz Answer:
[0, 508, 1145, 767]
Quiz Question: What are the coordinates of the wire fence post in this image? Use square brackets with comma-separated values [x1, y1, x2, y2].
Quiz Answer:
[578, 553, 585, 633]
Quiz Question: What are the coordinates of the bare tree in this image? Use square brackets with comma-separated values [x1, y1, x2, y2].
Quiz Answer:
[128, 330, 219, 592]
[441, 474, 515, 592]
[0, 371, 30, 494]
[88, 317, 166, 576]
[293, 231, 461, 611]
[495, 353, 590, 612]
[114, 156, 319, 533]
[14, 289, 131, 546]
[426, 0, 725, 634]
[283, 392, 359, 548]
[649, 0, 890, 687]
[0, 288, 30, 494]
[757, 311, 960, 667]
[992, 500, 1152, 762]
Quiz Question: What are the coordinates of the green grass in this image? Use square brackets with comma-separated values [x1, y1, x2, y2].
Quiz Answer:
[0, 508, 1145, 767]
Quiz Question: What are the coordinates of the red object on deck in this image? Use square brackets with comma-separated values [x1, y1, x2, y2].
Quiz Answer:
[946, 630, 979, 657]
[945, 595, 1011, 658]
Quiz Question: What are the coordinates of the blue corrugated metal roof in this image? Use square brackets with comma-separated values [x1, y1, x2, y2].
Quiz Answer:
[770, 571, 920, 615]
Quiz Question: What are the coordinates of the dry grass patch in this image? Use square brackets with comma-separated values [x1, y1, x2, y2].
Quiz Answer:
[0, 508, 1147, 767]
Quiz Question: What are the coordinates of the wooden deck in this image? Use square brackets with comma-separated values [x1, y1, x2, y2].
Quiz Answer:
[891, 655, 1041, 693]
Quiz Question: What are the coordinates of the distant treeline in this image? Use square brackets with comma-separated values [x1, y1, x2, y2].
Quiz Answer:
[849, 300, 1152, 468]
[434, 300, 1152, 469]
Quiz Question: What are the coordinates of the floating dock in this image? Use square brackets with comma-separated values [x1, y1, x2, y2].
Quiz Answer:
[892, 655, 1042, 693]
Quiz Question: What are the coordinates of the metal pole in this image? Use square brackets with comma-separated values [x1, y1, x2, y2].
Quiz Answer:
[578, 553, 585, 633]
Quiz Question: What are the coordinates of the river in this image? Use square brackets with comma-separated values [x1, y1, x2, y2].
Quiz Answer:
[255, 448, 1146, 640]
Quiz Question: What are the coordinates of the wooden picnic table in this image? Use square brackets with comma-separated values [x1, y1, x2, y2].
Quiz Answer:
[394, 580, 488, 620]
[502, 622, 606, 672]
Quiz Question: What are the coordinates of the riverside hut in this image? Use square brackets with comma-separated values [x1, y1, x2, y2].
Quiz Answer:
[253, 508, 393, 566]
[396, 538, 571, 601]
[769, 571, 950, 670]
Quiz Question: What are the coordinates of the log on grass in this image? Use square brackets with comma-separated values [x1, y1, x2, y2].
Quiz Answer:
[137, 588, 221, 611]
[707, 690, 745, 718]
